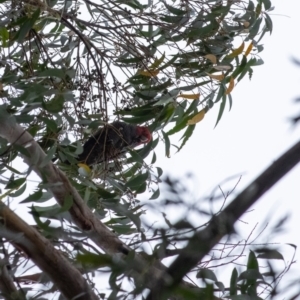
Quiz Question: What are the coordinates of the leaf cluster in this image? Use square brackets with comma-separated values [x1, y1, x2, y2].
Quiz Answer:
[0, 0, 278, 299]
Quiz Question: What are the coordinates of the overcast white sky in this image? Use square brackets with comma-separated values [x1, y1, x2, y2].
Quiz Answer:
[151, 0, 300, 295]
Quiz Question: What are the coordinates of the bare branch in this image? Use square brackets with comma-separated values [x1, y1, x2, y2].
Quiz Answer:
[0, 203, 97, 300]
[146, 139, 300, 299]
[0, 259, 23, 300]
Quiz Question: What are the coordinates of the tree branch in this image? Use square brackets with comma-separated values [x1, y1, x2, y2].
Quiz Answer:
[146, 139, 300, 299]
[0, 259, 23, 300]
[0, 108, 125, 255]
[0, 203, 97, 300]
[0, 107, 220, 299]
[0, 106, 167, 294]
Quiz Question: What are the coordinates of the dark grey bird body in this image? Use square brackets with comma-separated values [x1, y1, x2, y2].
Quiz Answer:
[77, 121, 152, 166]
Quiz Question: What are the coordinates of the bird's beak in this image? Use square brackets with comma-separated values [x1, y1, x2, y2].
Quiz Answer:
[140, 136, 149, 143]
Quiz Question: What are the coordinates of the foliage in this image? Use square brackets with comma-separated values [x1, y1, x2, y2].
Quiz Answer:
[0, 0, 273, 217]
[0, 0, 285, 299]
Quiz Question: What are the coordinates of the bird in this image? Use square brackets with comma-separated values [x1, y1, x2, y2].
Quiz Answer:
[76, 121, 152, 166]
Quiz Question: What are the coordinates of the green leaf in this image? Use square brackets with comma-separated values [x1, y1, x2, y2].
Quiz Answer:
[116, 103, 155, 117]
[107, 178, 125, 192]
[211, 5, 230, 16]
[214, 83, 226, 103]
[247, 250, 259, 270]
[232, 55, 247, 79]
[16, 9, 40, 43]
[264, 13, 273, 34]
[40, 144, 57, 167]
[227, 296, 263, 300]
[262, 0, 272, 10]
[162, 131, 170, 158]
[5, 178, 26, 189]
[178, 124, 195, 151]
[77, 252, 112, 268]
[39, 117, 58, 132]
[160, 15, 186, 24]
[9, 183, 27, 197]
[110, 224, 136, 235]
[187, 21, 219, 39]
[15, 114, 35, 123]
[122, 163, 140, 178]
[121, 114, 154, 124]
[125, 172, 149, 190]
[228, 92, 233, 111]
[214, 94, 226, 127]
[151, 151, 156, 164]
[155, 102, 176, 126]
[31, 206, 52, 230]
[37, 69, 66, 79]
[247, 0, 255, 11]
[166, 116, 188, 136]
[156, 167, 163, 177]
[64, 114, 76, 127]
[43, 95, 64, 113]
[126, 138, 158, 164]
[150, 188, 160, 200]
[74, 141, 83, 155]
[196, 268, 218, 282]
[154, 88, 180, 106]
[21, 189, 43, 203]
[238, 269, 263, 281]
[256, 249, 284, 260]
[116, 0, 146, 10]
[215, 281, 225, 293]
[244, 250, 260, 292]
[237, 58, 259, 82]
[163, 2, 187, 16]
[12, 144, 31, 157]
[150, 52, 166, 68]
[103, 202, 141, 231]
[60, 194, 73, 212]
[229, 268, 238, 295]
[4, 164, 22, 175]
[0, 27, 9, 47]
[97, 187, 117, 200]
[32, 204, 63, 218]
[248, 17, 263, 40]
[127, 148, 144, 164]
[128, 74, 150, 85]
[159, 55, 178, 71]
[135, 90, 158, 100]
[117, 57, 143, 64]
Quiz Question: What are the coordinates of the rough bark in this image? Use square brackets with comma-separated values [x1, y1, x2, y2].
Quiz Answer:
[0, 259, 23, 300]
[0, 204, 98, 300]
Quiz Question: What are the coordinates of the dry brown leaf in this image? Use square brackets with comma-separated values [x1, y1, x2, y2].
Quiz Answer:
[207, 72, 225, 81]
[187, 109, 206, 125]
[138, 69, 160, 77]
[225, 77, 235, 95]
[243, 21, 250, 28]
[178, 93, 200, 100]
[205, 54, 217, 64]
[227, 42, 245, 58]
[245, 42, 253, 57]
